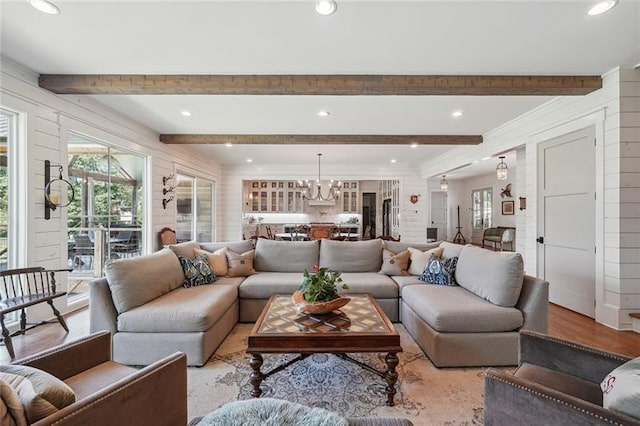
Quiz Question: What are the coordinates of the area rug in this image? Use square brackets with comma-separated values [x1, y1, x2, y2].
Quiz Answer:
[188, 324, 509, 425]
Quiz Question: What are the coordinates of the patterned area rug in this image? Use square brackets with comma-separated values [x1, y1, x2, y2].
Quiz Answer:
[188, 324, 507, 425]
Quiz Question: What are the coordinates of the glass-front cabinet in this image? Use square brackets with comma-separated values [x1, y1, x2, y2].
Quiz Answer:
[341, 181, 359, 213]
[247, 180, 304, 213]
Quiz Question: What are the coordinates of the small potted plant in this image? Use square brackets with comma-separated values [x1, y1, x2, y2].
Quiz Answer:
[292, 265, 350, 314]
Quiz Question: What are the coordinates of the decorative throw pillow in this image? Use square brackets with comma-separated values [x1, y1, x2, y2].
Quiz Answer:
[407, 246, 444, 275]
[178, 254, 217, 288]
[419, 255, 458, 286]
[0, 378, 27, 426]
[0, 365, 75, 424]
[601, 356, 640, 420]
[379, 249, 410, 276]
[226, 249, 256, 277]
[194, 247, 228, 277]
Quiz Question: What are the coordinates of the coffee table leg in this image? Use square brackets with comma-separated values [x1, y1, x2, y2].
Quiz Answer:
[249, 353, 264, 398]
[384, 352, 399, 406]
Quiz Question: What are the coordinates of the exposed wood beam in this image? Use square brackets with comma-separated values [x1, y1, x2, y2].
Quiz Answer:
[39, 74, 602, 96]
[159, 134, 482, 145]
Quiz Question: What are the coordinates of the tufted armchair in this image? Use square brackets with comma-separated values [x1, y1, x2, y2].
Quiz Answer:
[484, 330, 640, 426]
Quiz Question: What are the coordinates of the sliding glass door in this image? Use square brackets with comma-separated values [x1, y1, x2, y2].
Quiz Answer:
[176, 174, 214, 242]
[67, 133, 146, 301]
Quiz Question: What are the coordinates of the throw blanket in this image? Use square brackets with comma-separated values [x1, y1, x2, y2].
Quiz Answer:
[198, 398, 349, 426]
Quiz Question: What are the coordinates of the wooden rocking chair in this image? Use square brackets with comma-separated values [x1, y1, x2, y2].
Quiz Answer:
[0, 267, 71, 358]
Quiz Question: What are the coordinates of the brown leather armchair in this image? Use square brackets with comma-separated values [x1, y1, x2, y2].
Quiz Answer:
[14, 331, 187, 426]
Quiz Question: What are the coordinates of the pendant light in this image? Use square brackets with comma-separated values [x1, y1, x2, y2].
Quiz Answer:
[496, 156, 508, 181]
[440, 175, 449, 191]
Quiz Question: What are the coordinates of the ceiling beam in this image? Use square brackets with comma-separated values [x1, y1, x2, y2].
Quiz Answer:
[159, 134, 483, 145]
[39, 74, 602, 96]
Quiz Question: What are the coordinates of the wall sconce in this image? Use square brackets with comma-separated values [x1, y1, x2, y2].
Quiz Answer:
[162, 195, 174, 210]
[519, 196, 527, 211]
[496, 156, 509, 181]
[162, 173, 175, 210]
[44, 160, 75, 220]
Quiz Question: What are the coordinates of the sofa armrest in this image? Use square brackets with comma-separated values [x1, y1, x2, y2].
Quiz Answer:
[13, 331, 111, 380]
[519, 330, 631, 383]
[515, 275, 549, 333]
[484, 368, 640, 426]
[89, 277, 118, 335]
[33, 352, 188, 426]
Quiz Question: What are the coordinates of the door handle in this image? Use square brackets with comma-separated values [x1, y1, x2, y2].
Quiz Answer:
[536, 236, 544, 244]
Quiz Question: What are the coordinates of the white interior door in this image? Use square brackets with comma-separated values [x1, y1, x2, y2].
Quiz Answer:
[430, 191, 447, 241]
[537, 127, 595, 317]
[471, 187, 492, 244]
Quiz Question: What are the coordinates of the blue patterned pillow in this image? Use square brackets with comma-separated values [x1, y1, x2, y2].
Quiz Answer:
[179, 254, 217, 288]
[419, 255, 458, 286]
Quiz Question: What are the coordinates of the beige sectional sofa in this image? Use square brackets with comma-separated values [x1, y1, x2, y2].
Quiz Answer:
[89, 238, 548, 368]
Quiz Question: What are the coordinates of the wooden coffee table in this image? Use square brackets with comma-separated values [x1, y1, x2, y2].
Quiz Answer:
[247, 293, 402, 406]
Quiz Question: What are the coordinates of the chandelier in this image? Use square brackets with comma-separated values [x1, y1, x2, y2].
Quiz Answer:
[298, 153, 342, 201]
[496, 156, 509, 181]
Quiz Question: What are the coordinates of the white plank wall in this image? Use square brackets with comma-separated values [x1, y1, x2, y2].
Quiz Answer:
[1, 59, 223, 319]
[421, 67, 638, 330]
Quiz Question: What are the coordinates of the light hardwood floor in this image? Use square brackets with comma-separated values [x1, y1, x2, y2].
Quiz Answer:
[1, 303, 639, 364]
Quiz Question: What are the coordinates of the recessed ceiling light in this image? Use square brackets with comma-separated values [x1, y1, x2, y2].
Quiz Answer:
[225, 143, 232, 148]
[181, 110, 192, 117]
[246, 158, 253, 163]
[587, 0, 618, 15]
[410, 143, 418, 148]
[30, 0, 60, 15]
[451, 110, 463, 118]
[315, 0, 337, 16]
[317, 110, 330, 117]
[390, 159, 397, 164]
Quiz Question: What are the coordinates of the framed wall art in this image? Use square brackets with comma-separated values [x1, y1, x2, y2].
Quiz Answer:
[502, 200, 515, 215]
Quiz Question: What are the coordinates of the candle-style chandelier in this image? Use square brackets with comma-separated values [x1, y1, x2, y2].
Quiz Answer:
[297, 153, 342, 201]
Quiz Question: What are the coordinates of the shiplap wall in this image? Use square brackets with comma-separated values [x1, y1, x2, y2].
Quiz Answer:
[1, 59, 222, 318]
[421, 68, 638, 330]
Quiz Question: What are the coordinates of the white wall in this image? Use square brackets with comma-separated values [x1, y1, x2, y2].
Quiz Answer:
[1, 58, 223, 318]
[421, 67, 639, 330]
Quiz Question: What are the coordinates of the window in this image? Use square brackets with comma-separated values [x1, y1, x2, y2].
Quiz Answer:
[0, 109, 16, 270]
[176, 174, 215, 242]
[472, 187, 493, 230]
[67, 133, 146, 301]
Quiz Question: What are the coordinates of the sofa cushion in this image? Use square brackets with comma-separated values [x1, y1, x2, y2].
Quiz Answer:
[254, 239, 319, 272]
[168, 241, 201, 260]
[601, 356, 640, 420]
[200, 241, 254, 256]
[402, 285, 523, 333]
[194, 247, 228, 277]
[178, 254, 217, 287]
[239, 272, 304, 299]
[0, 365, 76, 424]
[226, 250, 257, 277]
[419, 255, 458, 286]
[214, 276, 246, 288]
[338, 273, 399, 299]
[379, 249, 410, 276]
[319, 239, 383, 272]
[439, 241, 465, 259]
[407, 247, 444, 276]
[106, 248, 184, 314]
[390, 275, 424, 292]
[455, 245, 524, 307]
[117, 284, 238, 333]
[383, 240, 441, 254]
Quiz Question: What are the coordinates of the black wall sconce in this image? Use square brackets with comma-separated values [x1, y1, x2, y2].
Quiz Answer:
[519, 196, 527, 211]
[44, 160, 75, 220]
[162, 173, 175, 210]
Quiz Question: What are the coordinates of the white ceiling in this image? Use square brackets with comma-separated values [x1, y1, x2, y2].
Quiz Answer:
[1, 0, 639, 171]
